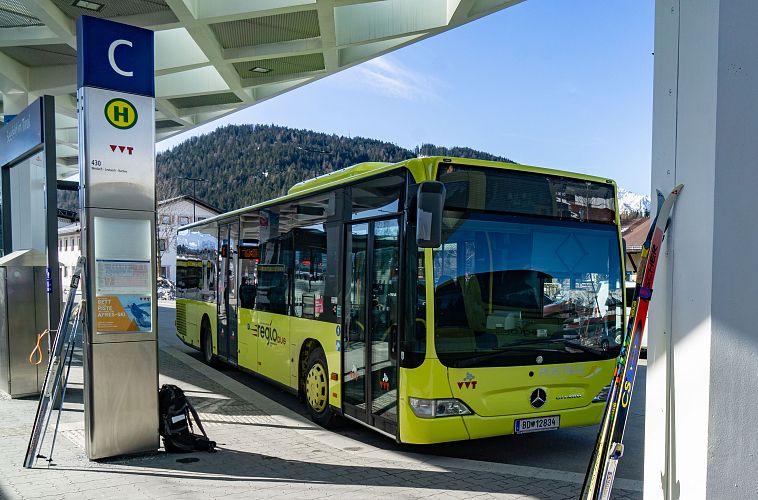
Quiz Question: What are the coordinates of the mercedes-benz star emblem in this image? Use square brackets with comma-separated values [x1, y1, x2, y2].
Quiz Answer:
[530, 388, 547, 409]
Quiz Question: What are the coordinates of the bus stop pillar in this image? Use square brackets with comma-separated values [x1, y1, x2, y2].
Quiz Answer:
[77, 16, 158, 460]
[647, 1, 758, 498]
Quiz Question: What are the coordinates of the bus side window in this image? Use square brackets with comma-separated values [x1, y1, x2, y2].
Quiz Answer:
[351, 174, 405, 219]
[293, 226, 328, 320]
[256, 225, 292, 316]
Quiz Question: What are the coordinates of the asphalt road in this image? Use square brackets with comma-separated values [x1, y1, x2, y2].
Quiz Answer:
[158, 305, 645, 482]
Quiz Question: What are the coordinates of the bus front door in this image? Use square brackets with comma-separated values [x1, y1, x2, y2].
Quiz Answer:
[218, 222, 239, 365]
[343, 218, 400, 436]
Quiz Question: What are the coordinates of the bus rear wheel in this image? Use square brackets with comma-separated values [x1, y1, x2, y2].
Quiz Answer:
[201, 320, 214, 365]
[305, 347, 334, 427]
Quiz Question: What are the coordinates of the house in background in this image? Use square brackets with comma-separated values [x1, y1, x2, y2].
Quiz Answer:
[621, 216, 649, 280]
[158, 196, 220, 282]
[57, 223, 81, 293]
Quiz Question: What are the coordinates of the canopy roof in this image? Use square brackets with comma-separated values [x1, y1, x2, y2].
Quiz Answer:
[0, 0, 522, 179]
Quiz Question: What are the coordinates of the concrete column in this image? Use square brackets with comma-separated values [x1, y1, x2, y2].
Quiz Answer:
[1, 92, 28, 122]
[646, 1, 758, 499]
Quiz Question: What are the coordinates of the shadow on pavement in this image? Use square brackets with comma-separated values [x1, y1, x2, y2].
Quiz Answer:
[51, 447, 553, 496]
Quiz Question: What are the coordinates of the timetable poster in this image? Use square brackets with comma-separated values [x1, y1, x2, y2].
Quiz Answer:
[95, 259, 152, 333]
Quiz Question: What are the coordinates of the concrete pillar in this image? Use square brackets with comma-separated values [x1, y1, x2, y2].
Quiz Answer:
[1, 92, 28, 122]
[646, 1, 758, 499]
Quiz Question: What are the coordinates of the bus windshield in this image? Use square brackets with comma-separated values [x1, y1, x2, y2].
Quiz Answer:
[433, 211, 623, 368]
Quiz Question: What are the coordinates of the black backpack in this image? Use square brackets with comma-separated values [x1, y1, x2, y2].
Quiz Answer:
[158, 384, 216, 453]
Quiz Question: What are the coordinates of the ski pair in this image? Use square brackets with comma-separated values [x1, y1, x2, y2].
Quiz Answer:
[581, 184, 683, 500]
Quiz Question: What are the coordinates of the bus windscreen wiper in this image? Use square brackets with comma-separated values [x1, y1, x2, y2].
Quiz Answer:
[454, 338, 605, 368]
[535, 337, 608, 357]
[454, 342, 564, 368]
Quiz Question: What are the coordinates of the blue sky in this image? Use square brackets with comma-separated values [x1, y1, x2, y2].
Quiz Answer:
[158, 0, 655, 194]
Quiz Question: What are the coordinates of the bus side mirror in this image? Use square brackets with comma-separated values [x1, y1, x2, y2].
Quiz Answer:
[416, 181, 446, 248]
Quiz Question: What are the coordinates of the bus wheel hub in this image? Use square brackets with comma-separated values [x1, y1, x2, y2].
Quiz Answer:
[307, 364, 327, 412]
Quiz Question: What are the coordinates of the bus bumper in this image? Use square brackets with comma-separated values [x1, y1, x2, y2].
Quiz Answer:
[399, 401, 604, 444]
[463, 402, 605, 440]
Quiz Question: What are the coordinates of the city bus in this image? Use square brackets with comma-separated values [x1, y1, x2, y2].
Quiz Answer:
[175, 156, 625, 444]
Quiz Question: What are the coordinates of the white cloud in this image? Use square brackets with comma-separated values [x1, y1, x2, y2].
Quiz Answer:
[347, 55, 443, 101]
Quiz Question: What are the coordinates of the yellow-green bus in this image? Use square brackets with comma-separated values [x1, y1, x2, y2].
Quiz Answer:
[175, 156, 625, 444]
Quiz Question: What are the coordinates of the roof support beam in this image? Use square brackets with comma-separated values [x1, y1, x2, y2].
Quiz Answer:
[241, 69, 326, 88]
[2, 91, 28, 115]
[54, 95, 78, 122]
[173, 101, 242, 119]
[446, 0, 476, 25]
[333, 0, 386, 6]
[55, 128, 78, 144]
[316, 0, 339, 71]
[223, 37, 323, 63]
[338, 33, 422, 66]
[0, 26, 60, 47]
[164, 0, 251, 104]
[189, 1, 317, 24]
[252, 77, 314, 101]
[156, 66, 230, 98]
[20, 0, 75, 48]
[29, 64, 76, 94]
[0, 51, 29, 93]
[110, 10, 182, 31]
[156, 98, 193, 126]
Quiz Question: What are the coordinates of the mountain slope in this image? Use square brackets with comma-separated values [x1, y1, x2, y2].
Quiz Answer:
[155, 124, 513, 212]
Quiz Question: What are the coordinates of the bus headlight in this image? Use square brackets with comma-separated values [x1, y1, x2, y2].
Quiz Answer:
[409, 397, 472, 418]
[592, 385, 611, 403]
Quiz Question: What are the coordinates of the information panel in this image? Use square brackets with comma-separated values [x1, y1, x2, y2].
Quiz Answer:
[95, 260, 152, 333]
[93, 217, 152, 335]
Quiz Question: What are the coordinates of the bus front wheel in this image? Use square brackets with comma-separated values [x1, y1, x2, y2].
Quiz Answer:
[305, 347, 334, 427]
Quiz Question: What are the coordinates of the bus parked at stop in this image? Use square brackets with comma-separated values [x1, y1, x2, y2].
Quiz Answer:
[174, 156, 625, 444]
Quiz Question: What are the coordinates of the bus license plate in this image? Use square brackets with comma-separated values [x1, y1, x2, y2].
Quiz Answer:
[514, 416, 560, 434]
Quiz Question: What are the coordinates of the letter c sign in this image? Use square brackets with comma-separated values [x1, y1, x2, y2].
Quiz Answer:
[108, 39, 133, 77]
[77, 16, 155, 96]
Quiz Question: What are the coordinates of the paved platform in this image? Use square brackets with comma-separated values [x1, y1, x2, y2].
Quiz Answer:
[0, 306, 642, 499]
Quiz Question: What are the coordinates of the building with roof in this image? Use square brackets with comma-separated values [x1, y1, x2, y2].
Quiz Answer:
[57, 222, 81, 292]
[158, 195, 220, 281]
[621, 216, 649, 279]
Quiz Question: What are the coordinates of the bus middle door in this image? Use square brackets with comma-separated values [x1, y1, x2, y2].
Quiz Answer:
[342, 218, 400, 437]
[218, 222, 239, 365]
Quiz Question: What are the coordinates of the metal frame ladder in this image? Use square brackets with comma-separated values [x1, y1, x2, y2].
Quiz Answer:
[24, 256, 86, 468]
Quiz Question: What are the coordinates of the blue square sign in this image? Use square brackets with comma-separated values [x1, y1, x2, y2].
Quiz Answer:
[77, 15, 154, 97]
